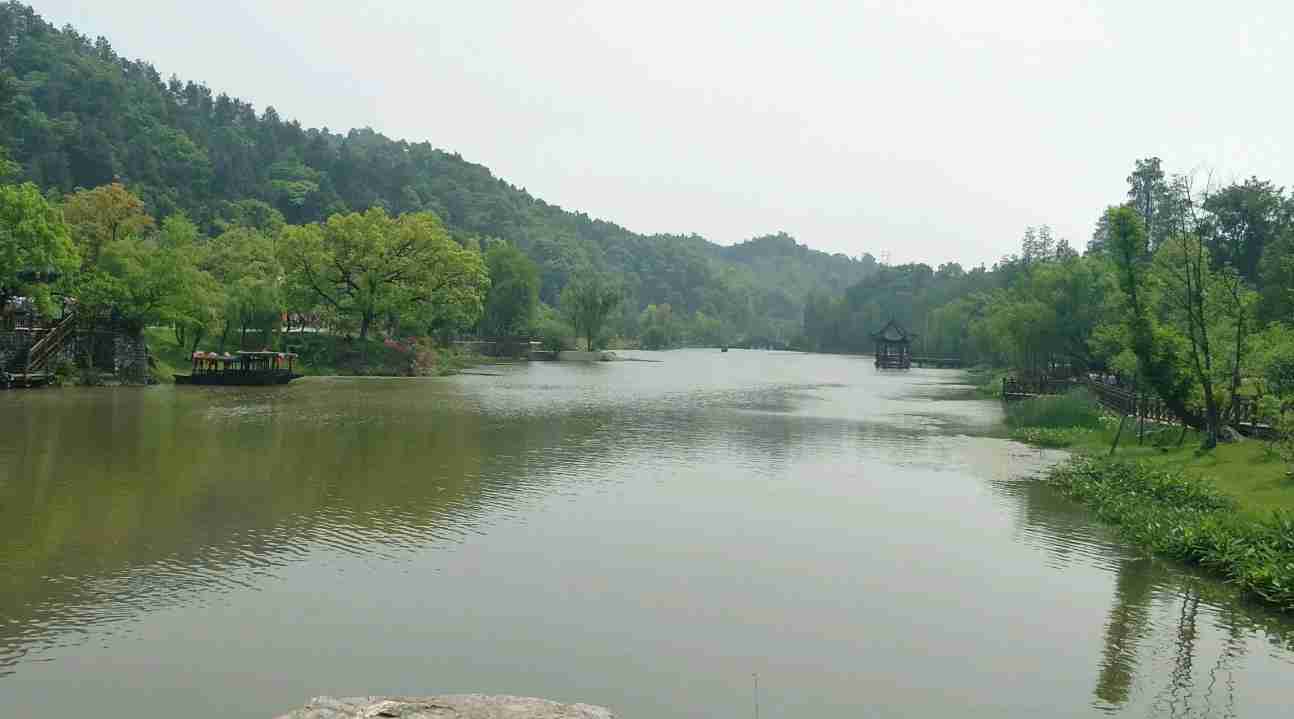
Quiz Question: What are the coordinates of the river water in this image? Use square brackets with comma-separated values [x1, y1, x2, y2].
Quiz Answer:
[1, 350, 1291, 717]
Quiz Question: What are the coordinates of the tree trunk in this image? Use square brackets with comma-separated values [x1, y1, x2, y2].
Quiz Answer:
[359, 313, 371, 342]
[1202, 387, 1220, 449]
[1110, 414, 1129, 456]
[1228, 309, 1245, 423]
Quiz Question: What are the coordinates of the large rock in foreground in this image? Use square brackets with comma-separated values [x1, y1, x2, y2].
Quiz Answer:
[275, 695, 616, 719]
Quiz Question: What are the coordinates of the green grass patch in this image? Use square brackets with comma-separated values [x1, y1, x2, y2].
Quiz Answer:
[1048, 458, 1294, 612]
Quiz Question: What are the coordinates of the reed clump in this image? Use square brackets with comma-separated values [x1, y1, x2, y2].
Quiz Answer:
[1005, 388, 1103, 429]
[1049, 457, 1294, 611]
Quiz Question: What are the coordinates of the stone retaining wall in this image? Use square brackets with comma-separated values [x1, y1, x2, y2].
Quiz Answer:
[0, 329, 33, 369]
[0, 329, 149, 382]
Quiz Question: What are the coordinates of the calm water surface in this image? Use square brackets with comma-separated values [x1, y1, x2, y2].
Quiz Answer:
[1, 350, 1291, 717]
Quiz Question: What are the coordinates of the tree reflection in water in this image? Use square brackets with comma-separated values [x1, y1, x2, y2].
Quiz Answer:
[992, 473, 1290, 717]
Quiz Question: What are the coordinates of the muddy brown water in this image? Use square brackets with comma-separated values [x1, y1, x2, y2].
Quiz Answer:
[2, 350, 1291, 717]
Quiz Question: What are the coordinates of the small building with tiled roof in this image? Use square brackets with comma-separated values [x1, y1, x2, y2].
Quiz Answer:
[871, 319, 914, 369]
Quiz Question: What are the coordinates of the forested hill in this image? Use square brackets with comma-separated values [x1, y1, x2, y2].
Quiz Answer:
[0, 3, 869, 336]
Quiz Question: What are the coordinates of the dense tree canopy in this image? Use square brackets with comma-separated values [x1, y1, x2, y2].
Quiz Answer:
[0, 2, 868, 339]
[0, 181, 76, 319]
[480, 242, 539, 337]
[803, 158, 1294, 449]
[282, 208, 488, 340]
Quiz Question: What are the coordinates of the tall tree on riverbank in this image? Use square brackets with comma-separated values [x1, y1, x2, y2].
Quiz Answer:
[1200, 177, 1287, 283]
[480, 241, 539, 337]
[561, 275, 621, 351]
[203, 226, 282, 350]
[283, 208, 488, 341]
[1106, 205, 1199, 433]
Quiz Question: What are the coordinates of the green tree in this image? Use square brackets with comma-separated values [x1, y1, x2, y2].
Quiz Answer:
[1153, 230, 1227, 447]
[0, 182, 78, 320]
[1257, 224, 1294, 324]
[96, 234, 204, 333]
[1200, 178, 1287, 283]
[639, 303, 676, 350]
[203, 227, 282, 350]
[480, 241, 539, 337]
[561, 275, 621, 351]
[1106, 205, 1198, 435]
[62, 183, 154, 268]
[0, 145, 19, 182]
[283, 208, 487, 341]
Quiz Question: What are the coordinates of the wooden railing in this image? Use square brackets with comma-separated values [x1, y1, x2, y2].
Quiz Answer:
[25, 311, 76, 374]
[1084, 379, 1183, 424]
[1003, 372, 1285, 439]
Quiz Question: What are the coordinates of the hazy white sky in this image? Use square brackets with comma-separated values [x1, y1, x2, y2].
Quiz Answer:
[36, 1, 1294, 266]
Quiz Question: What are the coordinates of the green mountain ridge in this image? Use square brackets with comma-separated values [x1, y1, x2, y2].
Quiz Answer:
[0, 2, 873, 336]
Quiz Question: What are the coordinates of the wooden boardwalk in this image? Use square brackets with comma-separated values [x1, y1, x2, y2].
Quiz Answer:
[911, 356, 964, 368]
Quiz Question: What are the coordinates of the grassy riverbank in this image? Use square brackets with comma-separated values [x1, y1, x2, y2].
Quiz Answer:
[1005, 389, 1294, 611]
[1005, 389, 1294, 516]
[966, 366, 1008, 397]
[144, 328, 481, 382]
[1049, 459, 1294, 611]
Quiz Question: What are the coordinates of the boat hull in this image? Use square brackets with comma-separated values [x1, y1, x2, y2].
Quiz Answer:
[174, 372, 301, 386]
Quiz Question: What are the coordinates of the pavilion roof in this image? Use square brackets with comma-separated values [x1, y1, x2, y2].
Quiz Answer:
[870, 319, 915, 342]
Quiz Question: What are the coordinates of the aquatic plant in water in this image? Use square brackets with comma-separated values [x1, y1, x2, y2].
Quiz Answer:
[1048, 458, 1294, 611]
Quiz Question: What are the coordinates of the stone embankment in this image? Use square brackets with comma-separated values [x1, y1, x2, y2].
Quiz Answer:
[276, 695, 615, 719]
[0, 329, 150, 382]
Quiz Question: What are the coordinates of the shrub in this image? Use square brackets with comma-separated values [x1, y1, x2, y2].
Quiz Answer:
[535, 316, 574, 352]
[1009, 426, 1106, 448]
[1273, 412, 1294, 471]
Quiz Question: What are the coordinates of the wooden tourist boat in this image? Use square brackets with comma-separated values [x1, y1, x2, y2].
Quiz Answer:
[175, 350, 301, 386]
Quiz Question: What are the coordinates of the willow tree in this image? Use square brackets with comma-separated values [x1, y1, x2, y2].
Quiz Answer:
[560, 275, 621, 351]
[283, 208, 488, 341]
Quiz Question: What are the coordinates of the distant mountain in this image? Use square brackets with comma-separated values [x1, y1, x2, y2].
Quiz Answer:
[0, 2, 873, 336]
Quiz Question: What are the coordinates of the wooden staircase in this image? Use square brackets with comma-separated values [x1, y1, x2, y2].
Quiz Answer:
[21, 311, 77, 380]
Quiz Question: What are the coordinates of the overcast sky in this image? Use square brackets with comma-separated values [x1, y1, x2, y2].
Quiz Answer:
[35, 1, 1294, 266]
